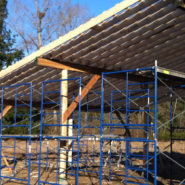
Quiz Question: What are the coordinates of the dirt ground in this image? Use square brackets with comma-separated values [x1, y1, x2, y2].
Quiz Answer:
[0, 139, 184, 185]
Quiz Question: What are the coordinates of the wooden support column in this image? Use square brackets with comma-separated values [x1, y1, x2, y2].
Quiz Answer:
[0, 105, 13, 174]
[68, 119, 73, 166]
[59, 70, 68, 184]
[37, 57, 101, 183]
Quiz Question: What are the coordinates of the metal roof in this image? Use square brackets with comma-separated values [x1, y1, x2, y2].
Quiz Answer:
[0, 0, 185, 107]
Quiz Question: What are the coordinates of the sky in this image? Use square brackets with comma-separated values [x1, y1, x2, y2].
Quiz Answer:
[72, 0, 124, 16]
[8, 0, 124, 18]
[6, 0, 124, 55]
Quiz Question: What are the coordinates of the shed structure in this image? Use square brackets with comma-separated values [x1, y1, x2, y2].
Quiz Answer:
[0, 0, 185, 184]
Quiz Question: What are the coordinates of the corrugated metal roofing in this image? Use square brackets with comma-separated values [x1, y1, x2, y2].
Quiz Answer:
[0, 0, 185, 106]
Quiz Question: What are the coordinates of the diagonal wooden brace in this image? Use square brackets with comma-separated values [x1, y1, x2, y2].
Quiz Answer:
[63, 74, 101, 124]
[0, 106, 12, 118]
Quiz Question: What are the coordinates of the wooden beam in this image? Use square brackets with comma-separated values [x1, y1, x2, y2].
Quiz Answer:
[0, 105, 13, 174]
[35, 57, 105, 75]
[0, 105, 12, 118]
[35, 58, 164, 84]
[1, 152, 13, 174]
[62, 74, 100, 123]
[35, 58, 86, 73]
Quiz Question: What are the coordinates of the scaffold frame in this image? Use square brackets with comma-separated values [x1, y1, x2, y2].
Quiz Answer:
[1, 65, 185, 184]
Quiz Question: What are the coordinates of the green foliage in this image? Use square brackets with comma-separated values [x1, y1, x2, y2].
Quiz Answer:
[3, 108, 40, 135]
[0, 0, 27, 135]
[0, 0, 23, 69]
[157, 98, 185, 141]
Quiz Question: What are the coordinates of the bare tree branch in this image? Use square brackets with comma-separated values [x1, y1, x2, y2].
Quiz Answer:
[8, 0, 91, 54]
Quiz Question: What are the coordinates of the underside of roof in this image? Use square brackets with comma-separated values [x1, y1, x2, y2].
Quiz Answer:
[0, 0, 185, 108]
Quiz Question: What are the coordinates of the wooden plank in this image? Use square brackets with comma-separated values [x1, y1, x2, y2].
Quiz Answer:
[62, 74, 100, 123]
[0, 106, 12, 118]
[36, 58, 86, 73]
[157, 66, 185, 80]
[1, 152, 13, 174]
[35, 57, 108, 75]
[100, 22, 185, 65]
[2, 67, 60, 101]
[0, 106, 13, 174]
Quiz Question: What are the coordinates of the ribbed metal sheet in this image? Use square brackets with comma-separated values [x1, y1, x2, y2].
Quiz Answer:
[0, 0, 185, 106]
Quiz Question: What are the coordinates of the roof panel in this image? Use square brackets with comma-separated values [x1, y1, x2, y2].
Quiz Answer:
[0, 0, 185, 107]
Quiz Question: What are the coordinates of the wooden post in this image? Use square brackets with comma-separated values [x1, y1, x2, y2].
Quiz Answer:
[58, 74, 100, 184]
[68, 119, 73, 166]
[59, 70, 68, 184]
[53, 109, 58, 134]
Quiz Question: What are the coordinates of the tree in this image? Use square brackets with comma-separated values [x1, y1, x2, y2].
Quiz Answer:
[0, 0, 23, 70]
[8, 0, 91, 54]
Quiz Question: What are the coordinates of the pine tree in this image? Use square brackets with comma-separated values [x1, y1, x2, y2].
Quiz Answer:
[0, 0, 23, 70]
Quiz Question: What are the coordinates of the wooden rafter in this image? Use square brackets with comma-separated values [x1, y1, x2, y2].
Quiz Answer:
[0, 105, 13, 174]
[35, 58, 86, 73]
[62, 74, 100, 123]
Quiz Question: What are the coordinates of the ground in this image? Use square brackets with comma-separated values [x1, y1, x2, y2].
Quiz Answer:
[0, 139, 184, 185]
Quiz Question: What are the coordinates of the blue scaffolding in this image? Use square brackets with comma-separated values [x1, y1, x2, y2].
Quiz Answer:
[0, 66, 169, 185]
[0, 83, 32, 184]
[38, 77, 82, 185]
[170, 85, 185, 185]
[78, 92, 101, 175]
[100, 67, 158, 185]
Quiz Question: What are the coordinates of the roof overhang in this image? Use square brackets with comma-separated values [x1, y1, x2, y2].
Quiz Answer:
[0, 0, 185, 108]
